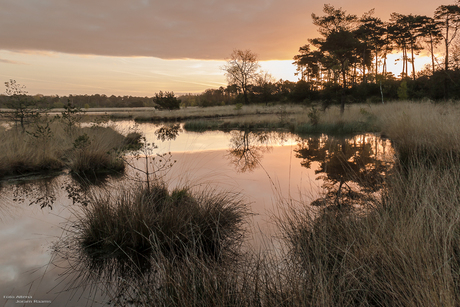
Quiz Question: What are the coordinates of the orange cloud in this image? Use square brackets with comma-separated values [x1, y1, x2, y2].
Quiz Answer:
[0, 0, 449, 61]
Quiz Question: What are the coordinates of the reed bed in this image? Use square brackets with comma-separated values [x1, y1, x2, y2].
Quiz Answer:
[0, 121, 140, 178]
[133, 104, 306, 122]
[374, 101, 460, 164]
[278, 156, 460, 306]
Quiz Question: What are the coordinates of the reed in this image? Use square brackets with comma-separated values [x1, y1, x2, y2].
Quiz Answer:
[277, 155, 460, 306]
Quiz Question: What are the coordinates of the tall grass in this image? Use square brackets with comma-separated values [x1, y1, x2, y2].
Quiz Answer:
[375, 102, 460, 165]
[279, 157, 460, 306]
[0, 121, 139, 178]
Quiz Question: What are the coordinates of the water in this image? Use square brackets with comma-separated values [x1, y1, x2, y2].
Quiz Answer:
[0, 121, 395, 306]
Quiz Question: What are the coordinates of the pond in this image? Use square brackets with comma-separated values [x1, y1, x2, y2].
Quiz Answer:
[0, 121, 395, 306]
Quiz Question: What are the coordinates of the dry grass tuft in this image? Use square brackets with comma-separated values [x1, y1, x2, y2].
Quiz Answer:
[77, 182, 250, 261]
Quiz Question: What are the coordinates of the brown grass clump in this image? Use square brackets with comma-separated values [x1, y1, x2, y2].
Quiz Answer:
[77, 182, 250, 261]
[0, 124, 64, 177]
[68, 126, 128, 176]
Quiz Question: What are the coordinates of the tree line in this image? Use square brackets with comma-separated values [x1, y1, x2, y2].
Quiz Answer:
[0, 92, 154, 109]
[218, 2, 460, 108]
[292, 2, 460, 110]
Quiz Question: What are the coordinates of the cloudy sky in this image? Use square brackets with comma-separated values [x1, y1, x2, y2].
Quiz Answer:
[0, 0, 450, 96]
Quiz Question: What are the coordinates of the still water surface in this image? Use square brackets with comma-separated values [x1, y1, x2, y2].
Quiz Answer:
[0, 121, 395, 306]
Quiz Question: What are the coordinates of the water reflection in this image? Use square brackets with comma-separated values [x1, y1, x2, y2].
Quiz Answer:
[10, 177, 60, 209]
[227, 130, 272, 172]
[227, 130, 293, 173]
[0, 123, 396, 306]
[52, 234, 152, 306]
[67, 172, 129, 208]
[154, 123, 182, 141]
[295, 134, 394, 208]
[5, 172, 124, 210]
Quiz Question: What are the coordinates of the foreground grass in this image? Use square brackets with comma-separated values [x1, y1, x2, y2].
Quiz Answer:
[0, 121, 141, 179]
[279, 157, 460, 306]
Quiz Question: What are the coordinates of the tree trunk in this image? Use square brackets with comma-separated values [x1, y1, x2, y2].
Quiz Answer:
[341, 67, 346, 115]
[445, 17, 450, 72]
[362, 49, 367, 84]
[430, 34, 436, 75]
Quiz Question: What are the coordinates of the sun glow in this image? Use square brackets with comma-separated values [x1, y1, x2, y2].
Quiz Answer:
[384, 53, 433, 78]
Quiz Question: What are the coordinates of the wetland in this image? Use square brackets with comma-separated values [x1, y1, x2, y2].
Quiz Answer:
[1, 102, 460, 306]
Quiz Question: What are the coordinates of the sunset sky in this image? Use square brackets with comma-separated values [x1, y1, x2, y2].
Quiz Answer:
[0, 0, 450, 96]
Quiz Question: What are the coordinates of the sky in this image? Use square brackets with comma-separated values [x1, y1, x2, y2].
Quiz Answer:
[0, 0, 451, 96]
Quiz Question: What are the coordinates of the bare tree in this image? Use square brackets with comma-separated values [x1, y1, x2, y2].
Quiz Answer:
[3, 79, 40, 132]
[222, 49, 260, 104]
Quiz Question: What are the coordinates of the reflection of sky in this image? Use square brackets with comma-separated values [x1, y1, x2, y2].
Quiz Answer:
[0, 179, 107, 306]
[113, 121, 300, 153]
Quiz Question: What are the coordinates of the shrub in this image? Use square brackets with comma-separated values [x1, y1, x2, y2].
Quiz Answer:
[307, 106, 320, 127]
[153, 91, 181, 110]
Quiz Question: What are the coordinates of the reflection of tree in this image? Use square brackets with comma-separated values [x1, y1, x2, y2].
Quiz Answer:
[295, 134, 394, 208]
[66, 173, 116, 206]
[155, 123, 182, 142]
[227, 130, 273, 173]
[11, 176, 59, 209]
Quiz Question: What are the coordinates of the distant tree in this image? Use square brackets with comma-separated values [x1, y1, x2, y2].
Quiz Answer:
[317, 30, 361, 113]
[311, 4, 358, 36]
[153, 91, 180, 110]
[3, 79, 41, 132]
[434, 4, 460, 99]
[434, 4, 460, 71]
[253, 71, 277, 104]
[307, 5, 361, 113]
[222, 49, 260, 104]
[388, 13, 412, 78]
[417, 16, 443, 75]
[293, 44, 323, 85]
[355, 10, 386, 80]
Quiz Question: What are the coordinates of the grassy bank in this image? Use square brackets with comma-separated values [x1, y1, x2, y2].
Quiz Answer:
[0, 121, 141, 179]
[132, 104, 305, 122]
[183, 102, 460, 138]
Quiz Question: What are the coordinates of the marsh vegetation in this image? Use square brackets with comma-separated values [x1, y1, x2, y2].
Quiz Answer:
[1, 100, 460, 306]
